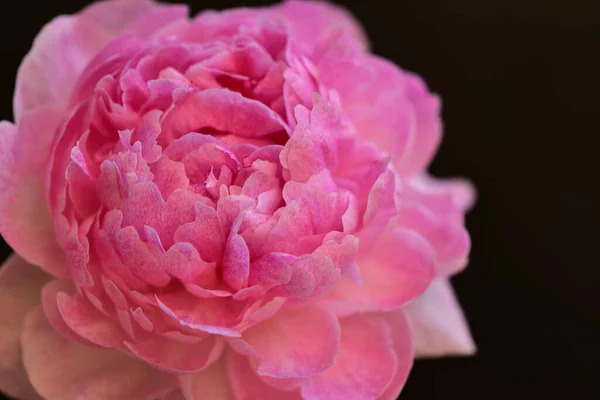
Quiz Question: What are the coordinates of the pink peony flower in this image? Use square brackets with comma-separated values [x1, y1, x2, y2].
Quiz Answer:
[0, 0, 475, 399]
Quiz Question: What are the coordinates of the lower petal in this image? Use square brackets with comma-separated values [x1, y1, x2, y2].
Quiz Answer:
[406, 278, 476, 357]
[0, 255, 49, 400]
[379, 309, 415, 400]
[179, 356, 234, 400]
[242, 306, 340, 379]
[300, 314, 398, 400]
[227, 351, 302, 400]
[21, 307, 178, 400]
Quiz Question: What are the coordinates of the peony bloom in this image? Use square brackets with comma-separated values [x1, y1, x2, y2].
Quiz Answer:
[0, 0, 475, 399]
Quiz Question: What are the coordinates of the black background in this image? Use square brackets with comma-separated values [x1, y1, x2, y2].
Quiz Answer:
[1, 1, 599, 399]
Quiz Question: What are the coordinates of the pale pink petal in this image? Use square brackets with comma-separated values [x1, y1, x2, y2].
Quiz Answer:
[405, 278, 476, 357]
[13, 17, 111, 118]
[242, 306, 340, 379]
[22, 307, 178, 400]
[0, 115, 70, 278]
[301, 314, 398, 400]
[80, 0, 188, 39]
[227, 351, 302, 400]
[379, 309, 415, 400]
[394, 72, 444, 175]
[179, 356, 235, 400]
[155, 293, 243, 338]
[326, 227, 435, 316]
[277, 0, 369, 57]
[0, 255, 49, 400]
[124, 334, 224, 373]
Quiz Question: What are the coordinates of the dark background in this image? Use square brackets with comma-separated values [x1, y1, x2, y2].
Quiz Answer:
[1, 1, 599, 399]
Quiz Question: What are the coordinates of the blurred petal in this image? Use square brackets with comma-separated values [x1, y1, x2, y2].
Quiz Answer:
[301, 314, 398, 400]
[0, 255, 49, 400]
[242, 306, 340, 379]
[22, 307, 178, 400]
[0, 114, 70, 278]
[406, 278, 476, 357]
[81, 0, 189, 39]
[180, 356, 235, 400]
[278, 0, 369, 56]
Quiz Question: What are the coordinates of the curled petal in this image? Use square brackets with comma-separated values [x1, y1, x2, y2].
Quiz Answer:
[406, 278, 476, 357]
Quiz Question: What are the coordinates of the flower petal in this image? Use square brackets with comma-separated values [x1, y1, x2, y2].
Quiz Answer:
[405, 278, 476, 357]
[227, 350, 302, 400]
[242, 306, 340, 379]
[301, 314, 398, 400]
[327, 227, 435, 316]
[277, 0, 369, 57]
[13, 16, 111, 118]
[379, 309, 414, 400]
[0, 255, 49, 400]
[22, 307, 178, 400]
[0, 115, 70, 278]
[179, 356, 234, 400]
[80, 0, 188, 39]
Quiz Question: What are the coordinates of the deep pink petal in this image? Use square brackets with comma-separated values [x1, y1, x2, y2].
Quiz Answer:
[227, 351, 302, 400]
[0, 114, 70, 278]
[0, 255, 49, 400]
[301, 314, 398, 400]
[242, 306, 340, 379]
[161, 89, 287, 143]
[326, 227, 435, 316]
[179, 356, 235, 400]
[22, 307, 178, 400]
[406, 278, 476, 357]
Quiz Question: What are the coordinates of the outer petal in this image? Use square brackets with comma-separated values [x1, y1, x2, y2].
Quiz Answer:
[80, 0, 189, 39]
[326, 227, 435, 316]
[13, 16, 111, 118]
[405, 278, 476, 357]
[179, 356, 234, 400]
[0, 255, 49, 400]
[227, 351, 302, 400]
[21, 307, 178, 400]
[301, 314, 398, 400]
[278, 0, 369, 56]
[379, 309, 415, 400]
[0, 114, 70, 278]
[242, 306, 340, 379]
